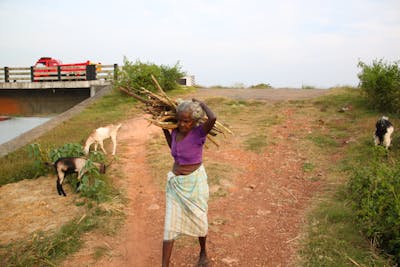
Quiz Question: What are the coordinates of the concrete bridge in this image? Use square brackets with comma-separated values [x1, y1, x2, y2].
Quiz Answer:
[0, 80, 112, 116]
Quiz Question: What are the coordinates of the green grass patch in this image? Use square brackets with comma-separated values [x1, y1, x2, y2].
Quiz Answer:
[307, 133, 339, 148]
[244, 135, 269, 153]
[303, 162, 315, 172]
[0, 204, 125, 267]
[299, 188, 394, 267]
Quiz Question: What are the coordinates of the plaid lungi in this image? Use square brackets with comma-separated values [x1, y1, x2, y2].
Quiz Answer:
[163, 165, 209, 240]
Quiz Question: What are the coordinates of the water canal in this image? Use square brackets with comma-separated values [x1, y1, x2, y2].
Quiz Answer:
[0, 116, 53, 145]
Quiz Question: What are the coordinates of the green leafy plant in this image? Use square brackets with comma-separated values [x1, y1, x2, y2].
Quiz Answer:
[48, 143, 84, 162]
[77, 159, 108, 202]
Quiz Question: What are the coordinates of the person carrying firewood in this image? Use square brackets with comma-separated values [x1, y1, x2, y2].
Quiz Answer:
[161, 98, 216, 267]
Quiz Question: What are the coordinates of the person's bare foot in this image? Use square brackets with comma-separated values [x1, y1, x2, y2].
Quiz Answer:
[197, 253, 209, 267]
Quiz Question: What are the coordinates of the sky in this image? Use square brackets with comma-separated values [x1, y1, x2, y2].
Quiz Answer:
[0, 0, 399, 88]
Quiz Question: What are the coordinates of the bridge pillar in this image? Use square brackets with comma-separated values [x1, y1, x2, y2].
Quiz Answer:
[90, 86, 95, 97]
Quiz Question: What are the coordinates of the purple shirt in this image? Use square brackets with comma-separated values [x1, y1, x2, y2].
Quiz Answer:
[171, 125, 207, 165]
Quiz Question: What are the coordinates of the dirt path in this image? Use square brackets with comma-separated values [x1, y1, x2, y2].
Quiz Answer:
[95, 117, 163, 266]
[1, 88, 329, 266]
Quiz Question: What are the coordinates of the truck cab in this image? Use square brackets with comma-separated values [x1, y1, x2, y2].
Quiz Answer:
[34, 57, 62, 68]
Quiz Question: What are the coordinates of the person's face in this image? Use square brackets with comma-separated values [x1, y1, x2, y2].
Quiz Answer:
[177, 111, 195, 134]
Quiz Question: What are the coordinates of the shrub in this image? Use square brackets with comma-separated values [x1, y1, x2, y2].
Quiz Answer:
[250, 83, 272, 89]
[348, 147, 400, 263]
[301, 84, 316, 89]
[115, 57, 185, 92]
[358, 59, 400, 113]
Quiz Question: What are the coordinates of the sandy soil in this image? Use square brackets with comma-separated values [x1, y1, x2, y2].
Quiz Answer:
[0, 88, 329, 266]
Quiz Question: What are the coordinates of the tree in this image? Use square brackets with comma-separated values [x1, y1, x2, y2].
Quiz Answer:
[115, 57, 186, 92]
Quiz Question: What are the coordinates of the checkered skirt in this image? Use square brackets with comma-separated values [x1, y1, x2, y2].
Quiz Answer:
[163, 165, 209, 240]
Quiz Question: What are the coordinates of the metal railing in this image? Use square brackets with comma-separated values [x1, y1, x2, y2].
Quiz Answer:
[0, 64, 118, 83]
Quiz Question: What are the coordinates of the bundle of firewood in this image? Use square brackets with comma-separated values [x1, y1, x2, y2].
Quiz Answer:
[119, 75, 233, 146]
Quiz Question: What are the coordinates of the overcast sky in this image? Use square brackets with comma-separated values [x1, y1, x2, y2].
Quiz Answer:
[1, 0, 399, 88]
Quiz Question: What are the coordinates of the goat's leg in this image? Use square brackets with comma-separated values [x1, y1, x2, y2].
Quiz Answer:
[56, 179, 62, 196]
[94, 142, 98, 152]
[384, 133, 392, 149]
[111, 135, 117, 155]
[374, 135, 380, 146]
[99, 140, 107, 154]
[57, 175, 67, 196]
[76, 170, 87, 192]
[84, 140, 93, 155]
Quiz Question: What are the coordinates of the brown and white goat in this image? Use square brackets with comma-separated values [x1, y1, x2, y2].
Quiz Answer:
[50, 157, 106, 196]
[84, 123, 122, 155]
[374, 116, 394, 149]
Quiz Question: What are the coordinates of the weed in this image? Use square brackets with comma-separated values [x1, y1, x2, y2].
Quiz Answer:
[244, 135, 268, 153]
[307, 134, 338, 148]
[303, 162, 315, 172]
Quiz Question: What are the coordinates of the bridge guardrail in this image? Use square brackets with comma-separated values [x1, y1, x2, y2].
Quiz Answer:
[0, 64, 118, 83]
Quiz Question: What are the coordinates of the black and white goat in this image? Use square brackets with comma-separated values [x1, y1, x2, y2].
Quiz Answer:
[84, 123, 122, 155]
[48, 157, 106, 196]
[374, 116, 394, 149]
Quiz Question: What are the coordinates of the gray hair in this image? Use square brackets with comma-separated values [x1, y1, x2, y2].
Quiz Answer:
[176, 100, 204, 122]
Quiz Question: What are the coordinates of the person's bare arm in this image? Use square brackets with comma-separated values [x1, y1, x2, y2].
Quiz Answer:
[193, 98, 217, 134]
[163, 129, 172, 148]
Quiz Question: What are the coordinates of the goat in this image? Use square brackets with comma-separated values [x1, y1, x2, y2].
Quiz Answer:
[374, 116, 394, 149]
[48, 157, 106, 196]
[84, 123, 122, 155]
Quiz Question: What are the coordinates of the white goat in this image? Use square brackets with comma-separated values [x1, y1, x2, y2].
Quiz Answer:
[48, 157, 106, 196]
[84, 123, 122, 155]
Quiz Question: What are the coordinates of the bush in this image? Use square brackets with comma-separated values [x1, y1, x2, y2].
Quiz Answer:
[115, 57, 185, 92]
[301, 84, 316, 89]
[249, 83, 272, 89]
[358, 59, 400, 113]
[348, 147, 400, 263]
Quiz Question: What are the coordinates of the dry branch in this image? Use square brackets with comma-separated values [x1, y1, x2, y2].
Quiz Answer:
[119, 76, 233, 145]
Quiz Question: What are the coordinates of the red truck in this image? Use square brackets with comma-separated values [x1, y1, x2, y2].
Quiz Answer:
[33, 57, 101, 81]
